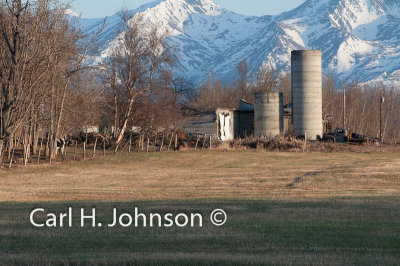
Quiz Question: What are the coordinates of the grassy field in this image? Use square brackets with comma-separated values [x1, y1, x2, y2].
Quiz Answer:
[0, 151, 399, 265]
[0, 151, 400, 201]
[0, 199, 399, 265]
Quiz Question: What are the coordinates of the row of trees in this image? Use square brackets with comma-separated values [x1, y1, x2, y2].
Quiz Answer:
[0, 0, 185, 165]
[0, 0, 91, 163]
[0, 0, 399, 167]
[323, 77, 400, 143]
[191, 59, 289, 111]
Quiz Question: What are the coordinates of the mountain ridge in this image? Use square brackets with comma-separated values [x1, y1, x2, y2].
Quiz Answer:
[75, 0, 400, 86]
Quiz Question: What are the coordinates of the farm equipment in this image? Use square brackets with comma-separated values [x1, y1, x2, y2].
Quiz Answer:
[322, 127, 379, 144]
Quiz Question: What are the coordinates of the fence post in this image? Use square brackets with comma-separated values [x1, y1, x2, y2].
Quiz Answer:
[195, 134, 200, 150]
[93, 137, 98, 158]
[160, 134, 164, 152]
[168, 133, 173, 151]
[129, 133, 132, 153]
[303, 132, 307, 152]
[83, 142, 86, 160]
[138, 136, 140, 152]
[74, 140, 77, 161]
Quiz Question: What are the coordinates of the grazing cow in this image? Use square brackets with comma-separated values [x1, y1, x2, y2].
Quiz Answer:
[56, 138, 66, 155]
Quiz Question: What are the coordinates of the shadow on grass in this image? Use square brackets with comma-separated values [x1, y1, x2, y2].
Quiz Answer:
[0, 198, 399, 265]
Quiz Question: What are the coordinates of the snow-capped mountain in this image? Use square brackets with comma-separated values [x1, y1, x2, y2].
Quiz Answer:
[65, 9, 81, 17]
[74, 0, 400, 86]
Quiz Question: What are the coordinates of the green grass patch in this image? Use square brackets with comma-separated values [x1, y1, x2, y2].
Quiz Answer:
[0, 198, 399, 265]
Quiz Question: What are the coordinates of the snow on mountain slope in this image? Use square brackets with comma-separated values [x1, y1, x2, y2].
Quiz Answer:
[75, 0, 400, 86]
[65, 9, 81, 17]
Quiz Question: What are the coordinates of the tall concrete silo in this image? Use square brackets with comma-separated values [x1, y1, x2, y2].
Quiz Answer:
[254, 92, 283, 138]
[291, 50, 323, 140]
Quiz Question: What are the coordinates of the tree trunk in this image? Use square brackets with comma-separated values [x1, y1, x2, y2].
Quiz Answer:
[32, 107, 40, 156]
[53, 78, 70, 159]
[113, 90, 118, 139]
[45, 132, 51, 158]
[8, 135, 13, 161]
[115, 97, 135, 149]
[115, 118, 128, 149]
[49, 134, 58, 160]
[8, 147, 15, 170]
[37, 135, 43, 164]
[27, 121, 33, 160]
[0, 139, 4, 163]
[23, 130, 28, 166]
[32, 122, 39, 155]
[50, 78, 55, 161]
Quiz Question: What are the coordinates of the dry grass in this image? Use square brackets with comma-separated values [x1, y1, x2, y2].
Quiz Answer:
[1, 151, 399, 264]
[1, 151, 399, 202]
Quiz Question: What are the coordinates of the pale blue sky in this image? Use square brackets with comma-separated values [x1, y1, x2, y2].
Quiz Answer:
[71, 0, 306, 18]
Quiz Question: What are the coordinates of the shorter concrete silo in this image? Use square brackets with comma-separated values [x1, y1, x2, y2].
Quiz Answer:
[254, 92, 283, 138]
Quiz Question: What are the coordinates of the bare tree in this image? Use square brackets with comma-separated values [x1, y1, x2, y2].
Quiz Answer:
[0, 0, 63, 161]
[0, 0, 102, 164]
[106, 12, 173, 149]
[236, 58, 251, 98]
[65, 72, 103, 135]
[277, 73, 291, 105]
[255, 65, 277, 93]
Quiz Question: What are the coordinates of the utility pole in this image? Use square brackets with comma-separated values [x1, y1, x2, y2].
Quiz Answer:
[380, 89, 384, 143]
[343, 87, 346, 129]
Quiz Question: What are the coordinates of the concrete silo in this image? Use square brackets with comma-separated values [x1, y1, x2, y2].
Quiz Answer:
[254, 92, 283, 138]
[291, 50, 323, 140]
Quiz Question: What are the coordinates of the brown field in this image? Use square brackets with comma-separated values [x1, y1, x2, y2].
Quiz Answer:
[1, 150, 399, 202]
[1, 150, 399, 265]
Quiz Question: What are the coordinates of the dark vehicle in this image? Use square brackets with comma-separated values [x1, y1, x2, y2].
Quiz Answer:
[322, 127, 348, 143]
[322, 128, 379, 144]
